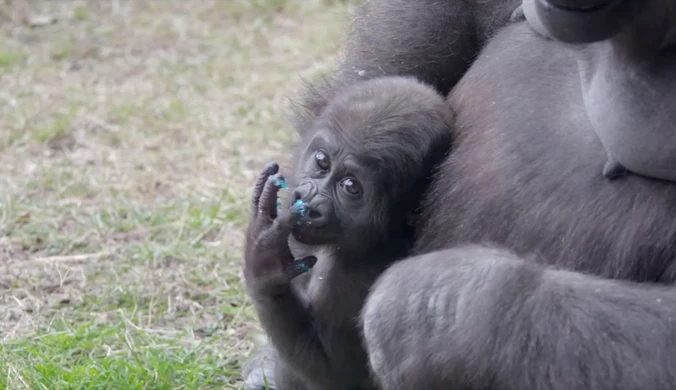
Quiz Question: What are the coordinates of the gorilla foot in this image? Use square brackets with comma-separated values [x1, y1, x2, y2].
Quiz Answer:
[242, 348, 278, 390]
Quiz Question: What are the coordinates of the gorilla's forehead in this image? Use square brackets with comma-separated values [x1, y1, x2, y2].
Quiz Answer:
[317, 79, 445, 139]
[320, 106, 413, 139]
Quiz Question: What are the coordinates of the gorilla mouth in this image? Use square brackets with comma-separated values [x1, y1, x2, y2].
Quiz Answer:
[545, 0, 622, 13]
[536, 0, 639, 43]
[291, 224, 334, 246]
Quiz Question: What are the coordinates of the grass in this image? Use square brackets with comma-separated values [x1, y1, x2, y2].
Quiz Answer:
[0, 49, 26, 70]
[0, 0, 358, 388]
[1, 319, 240, 389]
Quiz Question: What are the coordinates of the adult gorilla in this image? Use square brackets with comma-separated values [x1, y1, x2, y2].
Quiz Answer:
[359, 0, 676, 389]
[245, 0, 676, 389]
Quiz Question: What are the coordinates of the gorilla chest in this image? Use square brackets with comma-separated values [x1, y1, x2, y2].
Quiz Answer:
[416, 25, 676, 282]
[295, 255, 375, 334]
[430, 136, 676, 282]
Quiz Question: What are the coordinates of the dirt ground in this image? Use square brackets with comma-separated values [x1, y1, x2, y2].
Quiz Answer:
[0, 1, 356, 388]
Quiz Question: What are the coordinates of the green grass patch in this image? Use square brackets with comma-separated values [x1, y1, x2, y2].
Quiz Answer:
[35, 112, 74, 143]
[74, 6, 89, 22]
[0, 50, 27, 70]
[109, 102, 143, 125]
[0, 320, 240, 389]
[51, 41, 75, 61]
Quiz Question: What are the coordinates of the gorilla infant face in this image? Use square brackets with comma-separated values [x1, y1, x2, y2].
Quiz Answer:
[290, 130, 385, 247]
[286, 76, 453, 251]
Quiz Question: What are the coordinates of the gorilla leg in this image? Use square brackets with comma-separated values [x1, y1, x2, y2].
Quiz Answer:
[242, 345, 278, 390]
[362, 245, 676, 390]
[361, 245, 536, 389]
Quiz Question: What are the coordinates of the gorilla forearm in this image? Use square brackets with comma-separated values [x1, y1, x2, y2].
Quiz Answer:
[243, 166, 346, 388]
[248, 289, 337, 386]
[362, 245, 676, 390]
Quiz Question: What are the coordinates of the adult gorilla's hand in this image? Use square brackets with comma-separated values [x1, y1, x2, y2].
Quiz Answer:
[361, 244, 676, 390]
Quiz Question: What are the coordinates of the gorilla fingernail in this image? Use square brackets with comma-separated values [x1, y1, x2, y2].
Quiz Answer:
[296, 256, 317, 273]
[284, 256, 317, 277]
[274, 177, 288, 190]
[264, 161, 279, 173]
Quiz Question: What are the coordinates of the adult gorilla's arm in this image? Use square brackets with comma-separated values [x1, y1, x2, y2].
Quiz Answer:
[293, 0, 482, 132]
[361, 244, 676, 390]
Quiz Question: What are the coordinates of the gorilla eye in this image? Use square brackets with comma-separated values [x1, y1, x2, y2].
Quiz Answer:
[314, 150, 330, 170]
[340, 177, 363, 196]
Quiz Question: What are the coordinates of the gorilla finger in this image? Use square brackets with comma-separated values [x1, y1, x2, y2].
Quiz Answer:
[256, 216, 294, 251]
[283, 256, 318, 280]
[252, 162, 279, 213]
[256, 208, 303, 252]
[259, 173, 286, 219]
[273, 203, 305, 231]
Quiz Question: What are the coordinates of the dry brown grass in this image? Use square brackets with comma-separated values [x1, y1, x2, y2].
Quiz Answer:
[0, 1, 357, 387]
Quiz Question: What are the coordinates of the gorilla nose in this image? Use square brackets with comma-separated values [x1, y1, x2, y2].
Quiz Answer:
[293, 184, 328, 222]
[293, 182, 317, 203]
[307, 207, 323, 220]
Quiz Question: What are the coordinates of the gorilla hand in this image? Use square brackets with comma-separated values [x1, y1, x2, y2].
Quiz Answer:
[244, 162, 317, 298]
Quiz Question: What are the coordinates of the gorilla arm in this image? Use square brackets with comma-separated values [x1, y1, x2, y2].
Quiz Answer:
[244, 167, 337, 386]
[293, 0, 485, 133]
[361, 244, 676, 390]
[247, 284, 336, 385]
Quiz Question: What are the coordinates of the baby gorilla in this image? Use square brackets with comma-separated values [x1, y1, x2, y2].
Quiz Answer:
[243, 76, 453, 389]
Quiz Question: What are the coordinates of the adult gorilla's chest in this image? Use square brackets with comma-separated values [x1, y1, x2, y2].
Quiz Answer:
[414, 23, 676, 282]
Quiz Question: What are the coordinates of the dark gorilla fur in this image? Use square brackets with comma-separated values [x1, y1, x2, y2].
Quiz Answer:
[291, 0, 521, 135]
[243, 76, 452, 390]
[244, 0, 522, 388]
[247, 0, 676, 389]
